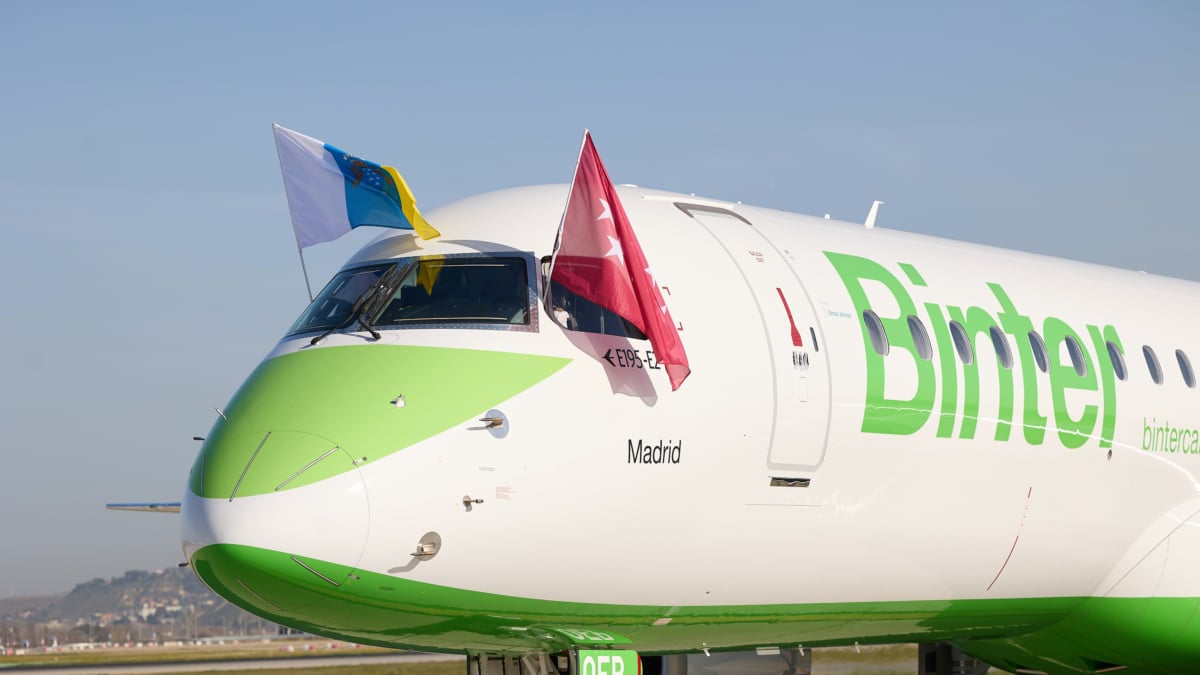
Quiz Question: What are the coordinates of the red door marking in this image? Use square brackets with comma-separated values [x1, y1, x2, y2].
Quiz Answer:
[776, 288, 803, 347]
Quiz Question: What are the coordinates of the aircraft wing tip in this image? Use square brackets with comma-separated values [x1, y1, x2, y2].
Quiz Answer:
[106, 502, 182, 513]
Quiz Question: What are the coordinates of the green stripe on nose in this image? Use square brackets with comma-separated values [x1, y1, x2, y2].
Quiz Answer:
[189, 345, 569, 499]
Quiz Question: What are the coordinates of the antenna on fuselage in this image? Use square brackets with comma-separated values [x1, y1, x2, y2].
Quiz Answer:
[864, 200, 884, 229]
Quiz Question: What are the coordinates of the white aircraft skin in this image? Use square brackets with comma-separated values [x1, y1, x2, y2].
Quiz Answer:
[180, 184, 1200, 675]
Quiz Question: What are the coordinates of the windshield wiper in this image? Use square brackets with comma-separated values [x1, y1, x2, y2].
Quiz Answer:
[356, 263, 406, 337]
[310, 263, 406, 345]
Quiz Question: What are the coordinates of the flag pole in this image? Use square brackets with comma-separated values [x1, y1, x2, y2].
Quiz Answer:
[273, 123, 315, 302]
[295, 241, 315, 302]
[544, 128, 590, 309]
[549, 131, 590, 270]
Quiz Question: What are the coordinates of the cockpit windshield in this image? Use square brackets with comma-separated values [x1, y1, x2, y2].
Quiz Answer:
[287, 255, 533, 337]
[288, 265, 395, 336]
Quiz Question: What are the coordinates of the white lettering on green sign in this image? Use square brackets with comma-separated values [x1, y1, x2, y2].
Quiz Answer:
[579, 650, 638, 675]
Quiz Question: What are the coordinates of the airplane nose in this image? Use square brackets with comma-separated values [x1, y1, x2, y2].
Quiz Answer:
[188, 428, 367, 502]
[180, 349, 375, 616]
[181, 430, 370, 615]
[178, 343, 570, 624]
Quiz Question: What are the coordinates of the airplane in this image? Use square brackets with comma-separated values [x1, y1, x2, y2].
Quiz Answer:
[118, 142, 1200, 674]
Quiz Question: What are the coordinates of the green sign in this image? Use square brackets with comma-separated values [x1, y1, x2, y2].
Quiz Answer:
[578, 650, 639, 675]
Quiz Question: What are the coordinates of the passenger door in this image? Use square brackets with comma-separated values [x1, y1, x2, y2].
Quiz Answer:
[677, 204, 830, 476]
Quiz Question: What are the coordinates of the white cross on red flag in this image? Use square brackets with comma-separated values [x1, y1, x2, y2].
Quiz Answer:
[550, 131, 691, 391]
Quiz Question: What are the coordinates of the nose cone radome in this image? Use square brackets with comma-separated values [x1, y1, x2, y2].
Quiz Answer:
[180, 431, 369, 555]
[180, 348, 381, 616]
[180, 437, 370, 618]
[180, 343, 571, 624]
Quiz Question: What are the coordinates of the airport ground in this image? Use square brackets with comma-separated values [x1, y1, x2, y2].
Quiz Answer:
[0, 639, 963, 674]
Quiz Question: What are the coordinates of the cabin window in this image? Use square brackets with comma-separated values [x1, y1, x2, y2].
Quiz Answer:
[810, 327, 820, 352]
[949, 320, 974, 365]
[287, 254, 536, 337]
[1028, 331, 1049, 373]
[1177, 350, 1196, 389]
[1063, 335, 1088, 377]
[989, 325, 1013, 369]
[863, 310, 889, 356]
[1107, 341, 1127, 381]
[1144, 346, 1163, 385]
[908, 316, 932, 361]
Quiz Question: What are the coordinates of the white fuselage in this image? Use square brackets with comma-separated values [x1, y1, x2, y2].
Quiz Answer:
[182, 184, 1200, 670]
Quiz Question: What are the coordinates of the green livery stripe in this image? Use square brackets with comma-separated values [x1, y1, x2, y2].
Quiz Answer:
[191, 544, 1187, 661]
[188, 345, 569, 499]
[960, 593, 1200, 674]
[196, 543, 1072, 651]
[192, 543, 1200, 671]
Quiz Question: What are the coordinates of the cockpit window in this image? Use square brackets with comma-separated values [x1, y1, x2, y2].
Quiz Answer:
[376, 257, 530, 327]
[539, 256, 646, 339]
[288, 264, 392, 335]
[547, 279, 646, 339]
[287, 255, 534, 337]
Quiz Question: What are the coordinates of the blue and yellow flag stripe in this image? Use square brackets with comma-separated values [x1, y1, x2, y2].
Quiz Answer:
[326, 143, 441, 240]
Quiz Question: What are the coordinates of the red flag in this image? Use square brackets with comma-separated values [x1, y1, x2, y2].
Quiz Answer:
[550, 132, 691, 390]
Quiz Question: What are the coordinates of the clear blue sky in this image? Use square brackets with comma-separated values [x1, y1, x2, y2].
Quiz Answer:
[0, 2, 1196, 598]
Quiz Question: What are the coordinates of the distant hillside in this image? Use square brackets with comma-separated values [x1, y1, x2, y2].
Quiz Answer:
[54, 568, 207, 620]
[0, 594, 61, 621]
[1, 567, 268, 633]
